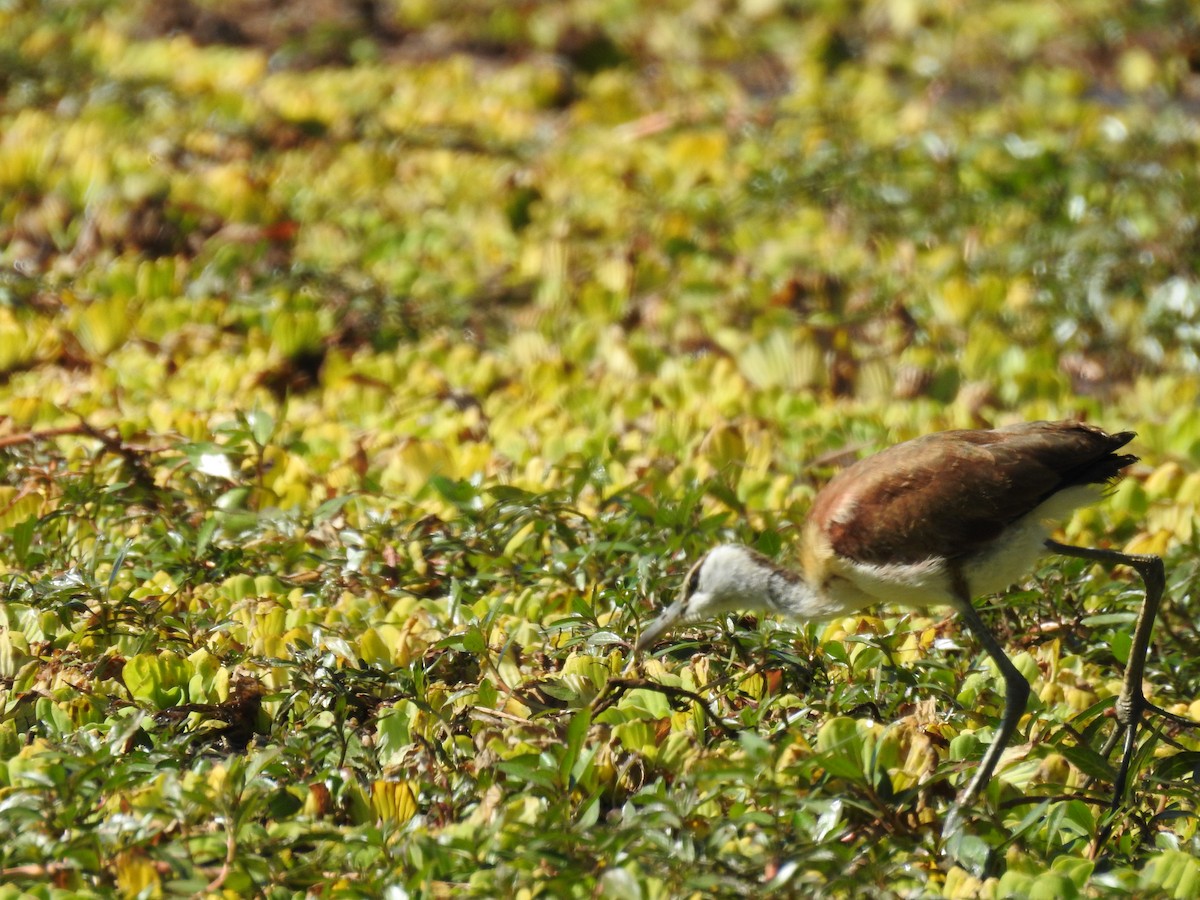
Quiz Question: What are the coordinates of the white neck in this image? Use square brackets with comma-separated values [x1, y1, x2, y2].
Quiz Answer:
[637, 543, 834, 651]
[699, 545, 824, 619]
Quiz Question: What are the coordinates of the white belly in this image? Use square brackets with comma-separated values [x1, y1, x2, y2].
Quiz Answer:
[963, 484, 1101, 596]
[834, 484, 1102, 607]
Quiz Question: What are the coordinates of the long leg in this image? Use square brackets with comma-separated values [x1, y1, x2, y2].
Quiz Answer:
[949, 568, 1032, 807]
[1046, 539, 1200, 809]
[942, 578, 1033, 854]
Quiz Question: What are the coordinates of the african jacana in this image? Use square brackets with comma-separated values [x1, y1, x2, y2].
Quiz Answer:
[636, 421, 1186, 814]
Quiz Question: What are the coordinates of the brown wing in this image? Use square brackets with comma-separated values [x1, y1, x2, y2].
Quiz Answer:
[808, 421, 1135, 565]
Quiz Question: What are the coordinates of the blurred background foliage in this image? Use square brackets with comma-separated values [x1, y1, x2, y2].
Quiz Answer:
[2, 0, 1200, 896]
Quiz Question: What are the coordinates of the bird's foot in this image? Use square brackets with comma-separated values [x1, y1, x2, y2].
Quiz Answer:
[1083, 693, 1200, 857]
[1107, 693, 1200, 813]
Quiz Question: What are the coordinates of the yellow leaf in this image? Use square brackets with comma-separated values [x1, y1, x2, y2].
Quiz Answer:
[207, 763, 228, 793]
[1144, 462, 1184, 499]
[737, 331, 821, 390]
[74, 296, 137, 357]
[359, 628, 391, 667]
[560, 654, 609, 690]
[502, 521, 536, 559]
[0, 309, 48, 371]
[942, 866, 992, 900]
[699, 423, 746, 472]
[667, 130, 728, 177]
[114, 849, 162, 899]
[1177, 472, 1200, 506]
[1118, 47, 1157, 93]
[371, 779, 417, 824]
[0, 488, 45, 529]
[1126, 530, 1171, 558]
[934, 277, 974, 325]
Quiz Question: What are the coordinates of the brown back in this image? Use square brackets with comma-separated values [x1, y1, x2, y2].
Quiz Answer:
[808, 421, 1135, 566]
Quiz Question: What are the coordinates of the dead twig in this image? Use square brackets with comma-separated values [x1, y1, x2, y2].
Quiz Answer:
[0, 424, 92, 449]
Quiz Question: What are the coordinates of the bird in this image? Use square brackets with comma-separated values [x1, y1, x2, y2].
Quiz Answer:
[635, 420, 1188, 816]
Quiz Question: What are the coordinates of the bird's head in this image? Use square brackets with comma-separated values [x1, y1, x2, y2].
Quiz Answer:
[634, 544, 764, 652]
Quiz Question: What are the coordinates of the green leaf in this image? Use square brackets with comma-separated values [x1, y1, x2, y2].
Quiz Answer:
[497, 753, 558, 790]
[487, 485, 534, 503]
[560, 707, 592, 782]
[428, 476, 477, 507]
[618, 688, 672, 719]
[815, 717, 866, 781]
[1143, 850, 1200, 900]
[123, 652, 189, 709]
[460, 627, 486, 654]
[313, 494, 355, 524]
[1109, 630, 1133, 665]
[1056, 742, 1116, 782]
[1025, 872, 1079, 900]
[267, 788, 304, 819]
[1051, 855, 1095, 889]
[10, 515, 37, 568]
[246, 406, 275, 447]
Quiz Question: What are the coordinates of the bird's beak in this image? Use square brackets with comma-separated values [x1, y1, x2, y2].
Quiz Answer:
[635, 597, 687, 653]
